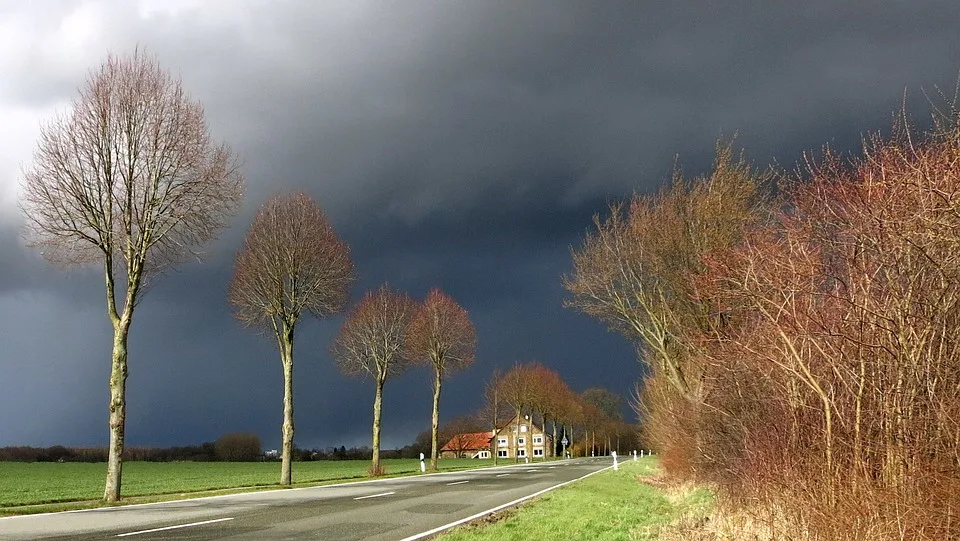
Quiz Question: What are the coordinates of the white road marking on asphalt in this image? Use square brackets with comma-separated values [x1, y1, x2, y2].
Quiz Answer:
[399, 464, 615, 541]
[495, 473, 510, 477]
[353, 491, 395, 500]
[116, 517, 234, 537]
[526, 469, 539, 472]
[446, 481, 469, 486]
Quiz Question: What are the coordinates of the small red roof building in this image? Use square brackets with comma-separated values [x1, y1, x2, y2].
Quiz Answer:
[440, 431, 494, 458]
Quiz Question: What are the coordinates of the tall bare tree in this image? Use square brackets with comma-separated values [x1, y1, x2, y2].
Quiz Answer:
[405, 288, 476, 471]
[582, 387, 623, 455]
[483, 368, 504, 465]
[497, 362, 539, 461]
[565, 142, 770, 472]
[229, 193, 353, 485]
[332, 284, 415, 475]
[19, 50, 243, 502]
[529, 364, 569, 459]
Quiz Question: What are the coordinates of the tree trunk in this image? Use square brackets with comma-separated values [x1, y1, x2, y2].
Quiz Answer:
[279, 331, 295, 485]
[551, 419, 558, 459]
[371, 378, 384, 474]
[429, 366, 442, 471]
[526, 416, 533, 460]
[538, 411, 546, 461]
[491, 399, 499, 465]
[103, 316, 131, 502]
[515, 407, 522, 462]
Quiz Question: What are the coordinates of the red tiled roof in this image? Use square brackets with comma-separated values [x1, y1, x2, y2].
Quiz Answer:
[441, 432, 492, 452]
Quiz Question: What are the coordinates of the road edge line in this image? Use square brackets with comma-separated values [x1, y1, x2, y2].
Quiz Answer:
[116, 517, 234, 537]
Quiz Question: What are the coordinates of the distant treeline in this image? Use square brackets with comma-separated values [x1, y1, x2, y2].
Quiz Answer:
[0, 431, 433, 463]
[296, 444, 427, 461]
[0, 443, 224, 463]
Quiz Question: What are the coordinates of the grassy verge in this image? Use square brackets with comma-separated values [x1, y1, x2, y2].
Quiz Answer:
[0, 457, 495, 514]
[437, 457, 712, 541]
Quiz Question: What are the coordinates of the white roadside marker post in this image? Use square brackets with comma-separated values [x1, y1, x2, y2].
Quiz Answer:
[612, 450, 618, 471]
[420, 452, 426, 473]
[633, 450, 637, 462]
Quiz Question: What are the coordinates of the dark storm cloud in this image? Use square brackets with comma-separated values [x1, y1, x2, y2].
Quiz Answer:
[2, 0, 960, 449]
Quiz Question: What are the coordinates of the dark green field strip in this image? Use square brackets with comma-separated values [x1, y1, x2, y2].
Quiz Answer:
[0, 458, 495, 509]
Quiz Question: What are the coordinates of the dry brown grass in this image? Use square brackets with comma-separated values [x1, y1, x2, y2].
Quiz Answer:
[366, 463, 387, 477]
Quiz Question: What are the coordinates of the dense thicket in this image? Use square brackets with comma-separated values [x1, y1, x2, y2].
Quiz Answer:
[568, 115, 960, 539]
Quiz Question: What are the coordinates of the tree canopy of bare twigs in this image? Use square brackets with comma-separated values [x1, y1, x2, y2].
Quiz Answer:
[564, 142, 771, 404]
[564, 141, 771, 478]
[405, 288, 476, 470]
[482, 368, 506, 464]
[229, 192, 353, 485]
[332, 284, 415, 475]
[496, 362, 541, 461]
[19, 49, 243, 502]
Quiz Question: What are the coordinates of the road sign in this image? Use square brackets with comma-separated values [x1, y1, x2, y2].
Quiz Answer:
[561, 437, 568, 446]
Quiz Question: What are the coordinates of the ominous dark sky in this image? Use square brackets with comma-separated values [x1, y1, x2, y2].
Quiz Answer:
[2, 1, 960, 450]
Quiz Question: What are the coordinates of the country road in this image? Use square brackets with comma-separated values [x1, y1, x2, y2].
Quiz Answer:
[0, 458, 613, 540]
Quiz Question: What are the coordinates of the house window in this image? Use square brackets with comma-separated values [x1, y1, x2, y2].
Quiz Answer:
[498, 438, 508, 447]
[478, 451, 489, 458]
[520, 425, 528, 433]
[534, 448, 544, 456]
[517, 449, 526, 457]
[518, 437, 525, 445]
[498, 450, 508, 457]
[533, 436, 543, 444]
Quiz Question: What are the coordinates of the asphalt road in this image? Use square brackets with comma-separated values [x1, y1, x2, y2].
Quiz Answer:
[0, 458, 613, 540]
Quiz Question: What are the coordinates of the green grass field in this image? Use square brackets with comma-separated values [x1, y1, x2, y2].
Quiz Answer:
[437, 457, 712, 541]
[0, 458, 486, 509]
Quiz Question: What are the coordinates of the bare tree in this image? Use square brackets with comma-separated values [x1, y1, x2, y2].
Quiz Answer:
[405, 289, 476, 471]
[564, 143, 769, 403]
[332, 284, 415, 475]
[529, 364, 570, 459]
[564, 142, 771, 474]
[19, 50, 243, 502]
[550, 379, 579, 458]
[582, 387, 624, 455]
[483, 368, 504, 465]
[229, 193, 353, 485]
[497, 362, 539, 461]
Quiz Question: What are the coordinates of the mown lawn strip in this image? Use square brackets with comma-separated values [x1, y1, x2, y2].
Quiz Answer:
[436, 457, 712, 541]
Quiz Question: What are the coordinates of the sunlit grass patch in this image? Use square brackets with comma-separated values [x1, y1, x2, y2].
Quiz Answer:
[438, 457, 713, 541]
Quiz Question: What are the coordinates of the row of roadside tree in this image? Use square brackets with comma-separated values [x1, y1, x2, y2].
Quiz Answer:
[480, 363, 638, 462]
[18, 50, 477, 501]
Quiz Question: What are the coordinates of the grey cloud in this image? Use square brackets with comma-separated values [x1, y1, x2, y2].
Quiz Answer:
[2, 0, 959, 449]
